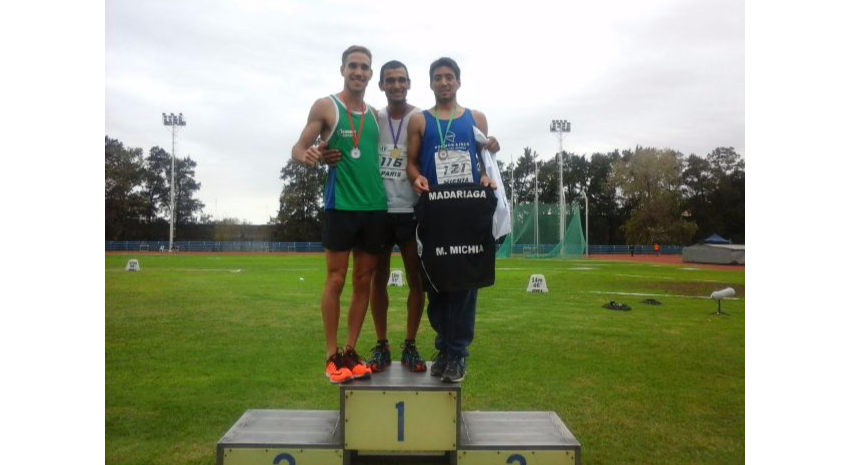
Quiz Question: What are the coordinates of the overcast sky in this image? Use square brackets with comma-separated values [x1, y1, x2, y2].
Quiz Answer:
[105, 0, 744, 224]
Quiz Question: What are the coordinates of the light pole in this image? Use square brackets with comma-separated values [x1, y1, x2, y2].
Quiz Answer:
[534, 159, 539, 256]
[582, 190, 589, 257]
[509, 155, 516, 258]
[510, 155, 516, 212]
[162, 112, 186, 252]
[550, 119, 570, 258]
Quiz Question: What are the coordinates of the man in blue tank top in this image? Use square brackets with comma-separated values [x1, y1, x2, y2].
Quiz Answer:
[407, 57, 499, 383]
[366, 60, 503, 377]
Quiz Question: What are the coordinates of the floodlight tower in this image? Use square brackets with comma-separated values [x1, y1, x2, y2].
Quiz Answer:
[582, 191, 589, 257]
[534, 159, 539, 256]
[550, 120, 570, 258]
[162, 112, 186, 252]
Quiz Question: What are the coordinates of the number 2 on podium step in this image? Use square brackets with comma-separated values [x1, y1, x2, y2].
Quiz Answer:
[273, 453, 295, 465]
[507, 454, 527, 465]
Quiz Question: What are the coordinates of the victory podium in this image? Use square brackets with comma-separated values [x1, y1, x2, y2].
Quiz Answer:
[218, 362, 580, 465]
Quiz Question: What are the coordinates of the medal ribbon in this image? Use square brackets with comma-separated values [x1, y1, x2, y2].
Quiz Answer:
[387, 114, 403, 148]
[340, 94, 366, 152]
[434, 104, 458, 152]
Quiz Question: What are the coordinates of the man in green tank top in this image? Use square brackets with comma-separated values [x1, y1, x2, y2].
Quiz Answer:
[292, 45, 387, 384]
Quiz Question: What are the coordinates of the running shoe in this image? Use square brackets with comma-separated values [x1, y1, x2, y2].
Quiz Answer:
[366, 340, 392, 373]
[342, 345, 372, 379]
[401, 340, 427, 372]
[430, 350, 449, 377]
[441, 355, 466, 383]
[326, 350, 353, 384]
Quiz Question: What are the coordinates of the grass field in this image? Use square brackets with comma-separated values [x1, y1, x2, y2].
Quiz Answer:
[105, 253, 744, 464]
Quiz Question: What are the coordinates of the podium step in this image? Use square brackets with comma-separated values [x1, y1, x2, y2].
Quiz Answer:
[458, 411, 581, 465]
[217, 410, 343, 465]
[342, 360, 460, 391]
[342, 361, 460, 453]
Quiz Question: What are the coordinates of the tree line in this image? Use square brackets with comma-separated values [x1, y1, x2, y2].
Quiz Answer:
[105, 136, 207, 240]
[501, 146, 745, 245]
[273, 145, 745, 245]
[106, 135, 744, 245]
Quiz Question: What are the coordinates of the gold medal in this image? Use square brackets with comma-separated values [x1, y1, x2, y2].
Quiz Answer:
[391, 148, 401, 159]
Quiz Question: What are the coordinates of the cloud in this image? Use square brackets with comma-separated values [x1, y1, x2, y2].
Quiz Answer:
[106, 0, 744, 223]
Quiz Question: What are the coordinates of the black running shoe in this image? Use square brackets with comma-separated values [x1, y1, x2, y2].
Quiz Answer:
[401, 340, 427, 372]
[366, 340, 391, 373]
[430, 351, 449, 377]
[441, 355, 466, 383]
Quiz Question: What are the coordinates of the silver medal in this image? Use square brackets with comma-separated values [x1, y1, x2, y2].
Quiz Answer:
[438, 149, 449, 160]
[351, 148, 361, 159]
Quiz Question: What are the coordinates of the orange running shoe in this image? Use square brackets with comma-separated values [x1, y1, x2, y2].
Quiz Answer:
[342, 345, 372, 379]
[326, 350, 353, 384]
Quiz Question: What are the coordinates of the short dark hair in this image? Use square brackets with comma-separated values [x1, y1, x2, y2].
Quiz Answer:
[429, 57, 460, 82]
[342, 45, 372, 66]
[380, 60, 409, 82]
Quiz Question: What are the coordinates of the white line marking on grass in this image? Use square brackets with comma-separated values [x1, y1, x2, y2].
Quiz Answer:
[172, 268, 246, 273]
[615, 274, 676, 280]
[587, 291, 741, 301]
[569, 267, 598, 271]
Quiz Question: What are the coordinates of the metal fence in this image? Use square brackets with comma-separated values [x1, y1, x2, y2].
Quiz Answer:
[503, 243, 682, 256]
[106, 241, 682, 255]
[106, 241, 324, 253]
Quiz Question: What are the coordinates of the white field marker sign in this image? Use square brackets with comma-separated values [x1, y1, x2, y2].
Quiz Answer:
[125, 259, 141, 272]
[527, 274, 548, 293]
[388, 269, 405, 287]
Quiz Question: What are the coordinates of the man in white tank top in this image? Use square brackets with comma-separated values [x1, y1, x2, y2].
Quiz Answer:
[366, 61, 428, 373]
